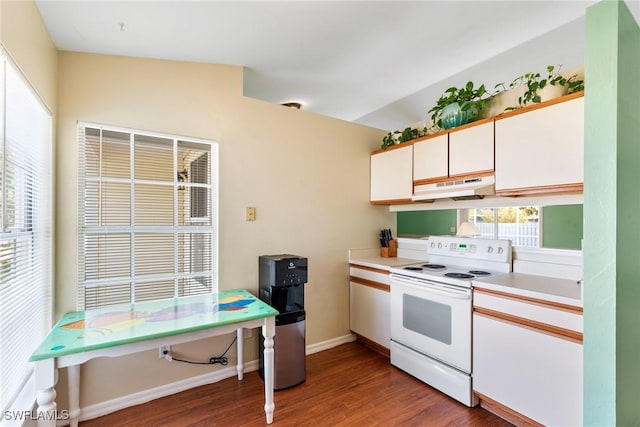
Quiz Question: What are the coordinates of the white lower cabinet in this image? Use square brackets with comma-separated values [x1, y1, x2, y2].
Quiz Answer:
[473, 289, 583, 426]
[349, 282, 389, 348]
[349, 265, 390, 349]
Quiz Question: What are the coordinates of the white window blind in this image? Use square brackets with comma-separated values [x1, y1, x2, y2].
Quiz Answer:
[0, 52, 53, 412]
[78, 123, 218, 310]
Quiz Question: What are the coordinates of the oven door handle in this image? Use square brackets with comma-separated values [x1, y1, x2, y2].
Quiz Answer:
[391, 275, 470, 300]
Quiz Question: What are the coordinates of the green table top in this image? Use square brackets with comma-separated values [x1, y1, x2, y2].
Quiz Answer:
[30, 289, 278, 361]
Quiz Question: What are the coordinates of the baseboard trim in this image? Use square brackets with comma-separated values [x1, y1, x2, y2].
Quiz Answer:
[306, 333, 356, 355]
[68, 360, 258, 425]
[65, 334, 356, 425]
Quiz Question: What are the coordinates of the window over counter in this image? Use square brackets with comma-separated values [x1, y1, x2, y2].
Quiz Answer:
[460, 207, 540, 247]
[78, 123, 219, 310]
[396, 203, 583, 250]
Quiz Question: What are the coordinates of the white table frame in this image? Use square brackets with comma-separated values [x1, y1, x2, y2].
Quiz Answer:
[34, 316, 276, 426]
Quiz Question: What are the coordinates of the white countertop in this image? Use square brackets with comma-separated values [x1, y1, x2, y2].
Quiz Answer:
[349, 256, 422, 271]
[473, 272, 582, 307]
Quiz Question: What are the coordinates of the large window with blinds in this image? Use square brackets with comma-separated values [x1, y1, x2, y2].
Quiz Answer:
[78, 123, 218, 310]
[0, 52, 52, 413]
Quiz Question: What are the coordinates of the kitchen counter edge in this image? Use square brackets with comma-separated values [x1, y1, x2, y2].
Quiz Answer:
[473, 272, 583, 308]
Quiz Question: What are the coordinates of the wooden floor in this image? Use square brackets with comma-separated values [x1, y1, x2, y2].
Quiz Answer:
[81, 342, 512, 426]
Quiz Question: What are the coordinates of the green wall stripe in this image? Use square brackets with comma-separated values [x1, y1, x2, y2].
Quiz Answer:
[397, 210, 456, 236]
[542, 205, 583, 250]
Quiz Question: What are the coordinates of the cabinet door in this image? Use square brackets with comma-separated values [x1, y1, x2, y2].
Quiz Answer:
[413, 134, 448, 183]
[370, 145, 413, 203]
[449, 121, 494, 177]
[495, 96, 584, 194]
[349, 282, 390, 348]
[473, 313, 583, 426]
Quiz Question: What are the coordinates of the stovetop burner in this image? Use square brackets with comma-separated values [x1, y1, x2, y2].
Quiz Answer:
[422, 264, 446, 269]
[403, 266, 423, 271]
[468, 270, 491, 276]
[444, 272, 475, 279]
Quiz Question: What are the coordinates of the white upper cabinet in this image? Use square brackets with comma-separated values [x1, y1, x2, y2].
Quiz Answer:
[370, 144, 413, 204]
[413, 120, 494, 185]
[494, 95, 584, 195]
[413, 134, 448, 183]
[449, 121, 494, 177]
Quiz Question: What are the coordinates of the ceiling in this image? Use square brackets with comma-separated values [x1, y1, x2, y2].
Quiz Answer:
[35, 1, 639, 131]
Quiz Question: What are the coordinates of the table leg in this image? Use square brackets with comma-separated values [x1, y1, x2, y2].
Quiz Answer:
[34, 358, 57, 427]
[262, 317, 276, 424]
[68, 364, 81, 427]
[236, 328, 244, 380]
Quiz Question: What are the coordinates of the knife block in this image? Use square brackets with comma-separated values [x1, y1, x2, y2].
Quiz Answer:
[380, 239, 397, 258]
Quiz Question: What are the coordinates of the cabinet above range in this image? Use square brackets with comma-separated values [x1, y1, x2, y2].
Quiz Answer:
[370, 117, 495, 205]
[370, 92, 584, 205]
[370, 92, 584, 206]
[413, 118, 495, 202]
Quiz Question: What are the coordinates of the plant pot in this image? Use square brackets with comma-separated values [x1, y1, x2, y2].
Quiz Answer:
[440, 102, 478, 129]
[538, 83, 568, 103]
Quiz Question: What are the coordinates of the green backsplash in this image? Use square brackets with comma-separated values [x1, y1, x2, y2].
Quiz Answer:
[397, 210, 457, 236]
[541, 205, 583, 250]
[397, 205, 583, 250]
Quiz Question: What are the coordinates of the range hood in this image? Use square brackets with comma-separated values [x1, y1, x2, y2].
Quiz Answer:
[412, 176, 495, 201]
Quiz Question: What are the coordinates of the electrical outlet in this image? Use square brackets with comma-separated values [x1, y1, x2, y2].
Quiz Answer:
[159, 346, 171, 359]
[245, 206, 256, 221]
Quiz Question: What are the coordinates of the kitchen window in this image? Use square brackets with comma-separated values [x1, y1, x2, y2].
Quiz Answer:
[78, 123, 218, 309]
[460, 207, 540, 247]
[0, 50, 53, 414]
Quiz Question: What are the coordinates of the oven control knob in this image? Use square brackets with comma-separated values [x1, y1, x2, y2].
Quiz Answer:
[430, 242, 436, 248]
[437, 243, 442, 249]
[487, 246, 494, 253]
[498, 247, 504, 254]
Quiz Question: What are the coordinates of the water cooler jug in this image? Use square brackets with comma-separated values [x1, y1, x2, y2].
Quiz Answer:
[258, 254, 307, 390]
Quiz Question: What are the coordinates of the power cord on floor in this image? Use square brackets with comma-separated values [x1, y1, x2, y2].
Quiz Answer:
[165, 336, 237, 366]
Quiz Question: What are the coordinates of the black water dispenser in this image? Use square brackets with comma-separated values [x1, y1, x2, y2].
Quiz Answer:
[258, 254, 307, 389]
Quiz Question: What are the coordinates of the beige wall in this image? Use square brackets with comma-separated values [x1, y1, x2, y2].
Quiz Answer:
[0, 0, 57, 111]
[56, 52, 391, 407]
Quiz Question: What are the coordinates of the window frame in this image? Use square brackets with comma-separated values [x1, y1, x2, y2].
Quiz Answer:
[77, 123, 219, 310]
[458, 206, 542, 247]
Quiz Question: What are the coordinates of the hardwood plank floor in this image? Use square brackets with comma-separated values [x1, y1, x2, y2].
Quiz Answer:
[80, 342, 512, 426]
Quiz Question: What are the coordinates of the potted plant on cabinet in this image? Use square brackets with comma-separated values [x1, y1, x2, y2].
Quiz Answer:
[380, 126, 426, 149]
[497, 65, 584, 110]
[428, 81, 492, 130]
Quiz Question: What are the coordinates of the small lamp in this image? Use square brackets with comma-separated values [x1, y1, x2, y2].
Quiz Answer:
[456, 221, 480, 237]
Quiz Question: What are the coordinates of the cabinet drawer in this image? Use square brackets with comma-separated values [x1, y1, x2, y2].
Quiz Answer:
[473, 289, 582, 334]
[349, 265, 390, 288]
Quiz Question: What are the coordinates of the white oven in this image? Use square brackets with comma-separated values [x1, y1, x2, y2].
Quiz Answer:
[390, 274, 472, 372]
[389, 236, 512, 408]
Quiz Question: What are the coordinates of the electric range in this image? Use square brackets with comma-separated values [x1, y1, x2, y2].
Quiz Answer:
[389, 235, 512, 407]
[389, 235, 512, 286]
